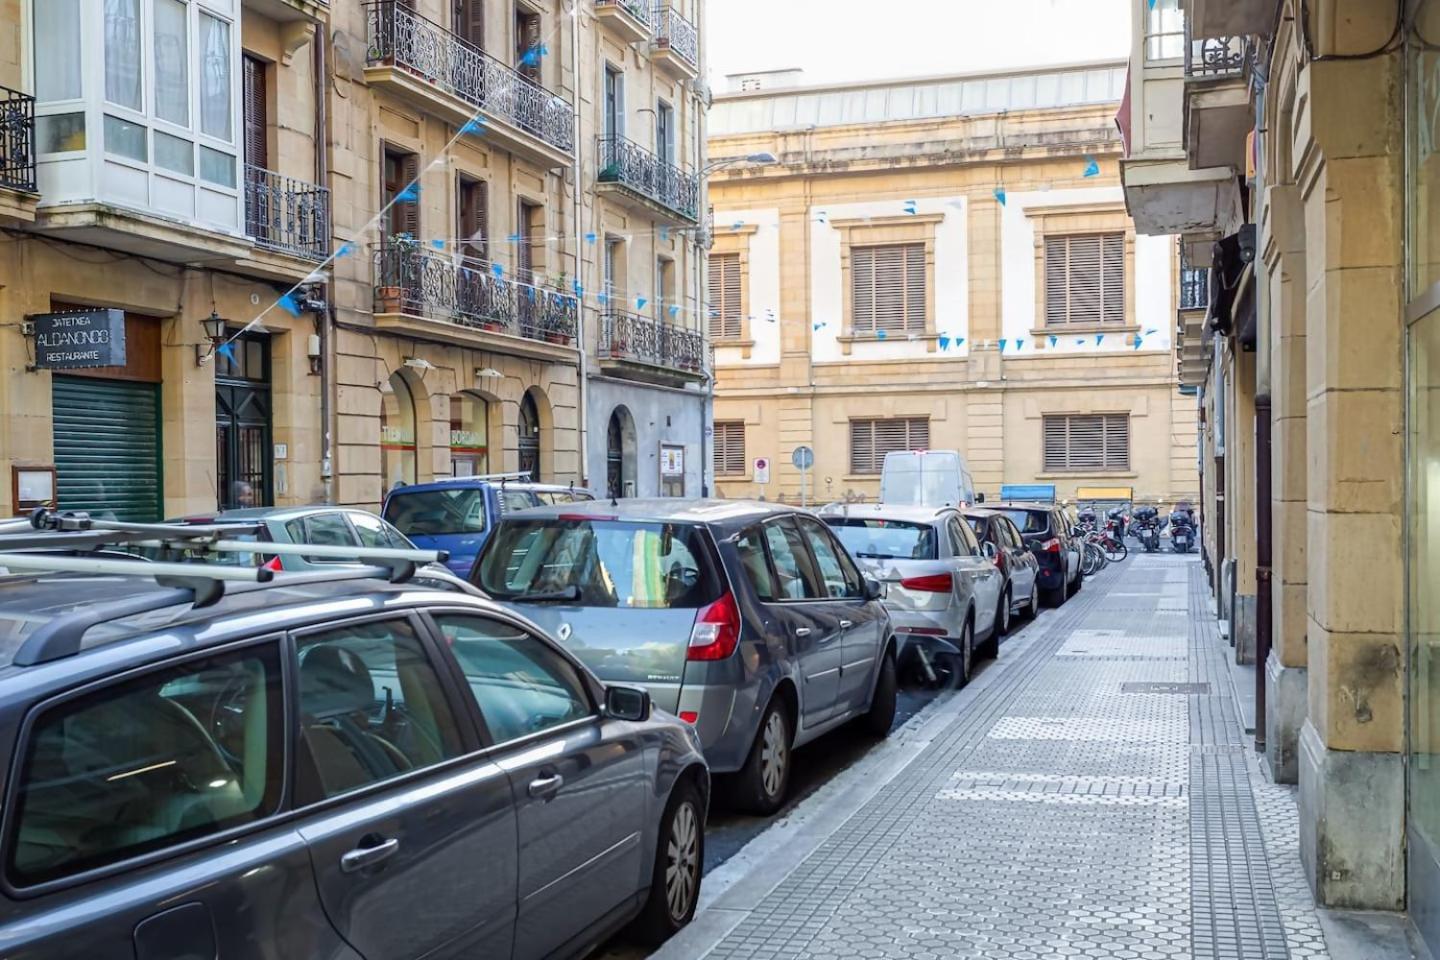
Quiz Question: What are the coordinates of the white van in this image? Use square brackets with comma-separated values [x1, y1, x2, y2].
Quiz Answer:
[879, 450, 979, 507]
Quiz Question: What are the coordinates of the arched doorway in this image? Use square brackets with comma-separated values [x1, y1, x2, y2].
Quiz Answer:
[450, 392, 490, 477]
[381, 371, 418, 492]
[518, 392, 541, 481]
[606, 405, 637, 498]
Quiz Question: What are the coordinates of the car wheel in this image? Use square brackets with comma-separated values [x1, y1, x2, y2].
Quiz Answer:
[996, 588, 1011, 637]
[959, 619, 975, 684]
[859, 649, 898, 737]
[732, 698, 792, 815]
[631, 777, 705, 947]
[1025, 580, 1040, 620]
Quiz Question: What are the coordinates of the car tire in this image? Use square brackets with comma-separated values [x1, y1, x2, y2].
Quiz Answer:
[1024, 580, 1040, 620]
[732, 698, 793, 815]
[985, 590, 1009, 658]
[857, 649, 898, 737]
[631, 777, 705, 948]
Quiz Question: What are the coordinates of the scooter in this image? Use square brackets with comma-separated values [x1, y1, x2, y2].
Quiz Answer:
[1137, 519, 1162, 553]
[1170, 517, 1194, 554]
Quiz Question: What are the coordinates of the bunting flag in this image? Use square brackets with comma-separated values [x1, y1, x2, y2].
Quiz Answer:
[938, 335, 950, 350]
[731, 220, 745, 231]
[1015, 338, 1025, 350]
[335, 242, 355, 259]
[598, 291, 609, 305]
[490, 262, 504, 278]
[573, 281, 583, 297]
[1134, 336, 1143, 349]
[636, 296, 648, 310]
[216, 342, 236, 362]
[395, 185, 419, 204]
[998, 338, 1008, 351]
[585, 232, 598, 244]
[430, 238, 446, 250]
[955, 337, 965, 347]
[1083, 156, 1100, 178]
[461, 118, 487, 136]
[993, 188, 1007, 206]
[876, 329, 888, 339]
[903, 200, 918, 215]
[506, 233, 521, 244]
[278, 292, 303, 317]
[1049, 334, 1058, 347]
[669, 304, 681, 317]
[1096, 334, 1105, 345]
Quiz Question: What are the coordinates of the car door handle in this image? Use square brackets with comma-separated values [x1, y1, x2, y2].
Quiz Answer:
[794, 627, 812, 637]
[528, 773, 565, 799]
[838, 619, 853, 629]
[340, 837, 400, 873]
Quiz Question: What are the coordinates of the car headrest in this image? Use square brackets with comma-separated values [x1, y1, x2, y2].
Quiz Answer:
[300, 644, 377, 720]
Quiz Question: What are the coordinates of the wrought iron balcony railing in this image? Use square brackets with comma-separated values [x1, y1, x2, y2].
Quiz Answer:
[244, 165, 329, 261]
[596, 0, 653, 29]
[1184, 31, 1246, 79]
[364, 1, 573, 156]
[599, 309, 707, 374]
[651, 5, 699, 71]
[374, 246, 578, 345]
[0, 86, 36, 194]
[597, 136, 699, 221]
[1180, 267, 1210, 311]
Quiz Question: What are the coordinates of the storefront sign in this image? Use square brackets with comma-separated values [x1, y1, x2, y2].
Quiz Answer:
[30, 309, 126, 369]
[661, 445, 685, 477]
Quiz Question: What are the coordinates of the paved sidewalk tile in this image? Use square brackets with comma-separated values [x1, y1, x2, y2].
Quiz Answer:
[691, 556, 1332, 960]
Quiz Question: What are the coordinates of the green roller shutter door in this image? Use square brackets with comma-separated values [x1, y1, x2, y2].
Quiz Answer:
[52, 375, 162, 522]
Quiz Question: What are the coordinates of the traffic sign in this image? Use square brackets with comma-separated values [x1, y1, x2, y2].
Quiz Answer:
[754, 457, 771, 484]
[792, 446, 814, 470]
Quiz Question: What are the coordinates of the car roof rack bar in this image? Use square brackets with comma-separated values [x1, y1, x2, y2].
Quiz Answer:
[12, 587, 205, 667]
[122, 539, 449, 567]
[0, 552, 273, 584]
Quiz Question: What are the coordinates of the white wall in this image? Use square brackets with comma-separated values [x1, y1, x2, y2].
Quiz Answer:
[711, 206, 782, 366]
[1001, 186, 1174, 356]
[810, 196, 969, 362]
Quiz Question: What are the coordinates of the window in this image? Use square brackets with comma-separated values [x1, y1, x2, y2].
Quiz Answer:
[35, 0, 82, 102]
[604, 237, 625, 303]
[657, 99, 674, 165]
[849, 417, 930, 475]
[295, 618, 465, 802]
[105, 0, 142, 110]
[947, 516, 978, 557]
[762, 518, 822, 600]
[450, 393, 489, 477]
[1145, 0, 1184, 61]
[384, 488, 488, 537]
[797, 518, 864, 599]
[604, 66, 624, 139]
[708, 253, 742, 339]
[199, 14, 232, 140]
[383, 147, 420, 241]
[457, 175, 489, 263]
[382, 371, 418, 490]
[155, 0, 190, 126]
[714, 421, 746, 476]
[1044, 234, 1125, 327]
[828, 518, 937, 561]
[516, 8, 542, 82]
[9, 645, 283, 886]
[433, 615, 593, 744]
[1042, 413, 1131, 471]
[851, 243, 926, 334]
[656, 257, 674, 318]
[735, 525, 779, 601]
[350, 511, 408, 549]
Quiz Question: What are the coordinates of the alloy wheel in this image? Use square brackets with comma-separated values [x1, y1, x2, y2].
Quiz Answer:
[760, 711, 788, 798]
[664, 799, 700, 922]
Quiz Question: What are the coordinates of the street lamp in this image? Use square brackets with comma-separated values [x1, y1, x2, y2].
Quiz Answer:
[701, 152, 777, 176]
[196, 310, 228, 366]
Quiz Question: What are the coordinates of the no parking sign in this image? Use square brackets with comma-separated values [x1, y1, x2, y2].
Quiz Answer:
[754, 457, 770, 484]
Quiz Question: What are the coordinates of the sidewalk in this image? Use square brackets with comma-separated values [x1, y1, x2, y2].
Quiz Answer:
[654, 556, 1341, 960]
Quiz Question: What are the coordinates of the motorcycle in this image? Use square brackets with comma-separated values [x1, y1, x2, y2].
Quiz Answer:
[1169, 513, 1194, 553]
[1132, 506, 1161, 553]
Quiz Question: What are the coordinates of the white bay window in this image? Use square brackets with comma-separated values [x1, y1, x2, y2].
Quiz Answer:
[32, 0, 242, 235]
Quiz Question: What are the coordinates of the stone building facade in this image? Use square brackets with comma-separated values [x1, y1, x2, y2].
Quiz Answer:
[707, 64, 1199, 509]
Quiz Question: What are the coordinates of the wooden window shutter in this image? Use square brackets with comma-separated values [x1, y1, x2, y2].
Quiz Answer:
[851, 244, 925, 334]
[849, 417, 928, 474]
[708, 253, 741, 339]
[714, 422, 746, 476]
[242, 56, 267, 170]
[458, 176, 488, 262]
[1045, 233, 1125, 326]
[1042, 413, 1130, 470]
[457, 0, 484, 47]
[1102, 235, 1124, 324]
[400, 152, 419, 238]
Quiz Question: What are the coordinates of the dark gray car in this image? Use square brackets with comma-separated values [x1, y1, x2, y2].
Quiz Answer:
[0, 566, 708, 958]
[472, 499, 898, 814]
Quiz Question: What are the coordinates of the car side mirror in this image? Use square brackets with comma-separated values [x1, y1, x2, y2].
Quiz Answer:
[864, 577, 883, 601]
[982, 542, 998, 560]
[975, 492, 986, 504]
[605, 685, 651, 722]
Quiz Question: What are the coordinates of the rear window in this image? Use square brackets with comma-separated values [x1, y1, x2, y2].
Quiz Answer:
[825, 518, 937, 560]
[384, 489, 487, 536]
[999, 510, 1050, 535]
[478, 519, 721, 609]
[967, 517, 985, 535]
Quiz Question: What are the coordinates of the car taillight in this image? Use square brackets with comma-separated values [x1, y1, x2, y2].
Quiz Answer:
[994, 550, 1006, 570]
[899, 573, 952, 592]
[262, 556, 284, 572]
[1040, 538, 1062, 553]
[679, 711, 699, 724]
[687, 592, 740, 661]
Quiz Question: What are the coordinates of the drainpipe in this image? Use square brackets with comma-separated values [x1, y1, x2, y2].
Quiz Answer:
[1255, 391, 1272, 751]
[694, 39, 709, 497]
[314, 22, 336, 504]
[570, 3, 588, 487]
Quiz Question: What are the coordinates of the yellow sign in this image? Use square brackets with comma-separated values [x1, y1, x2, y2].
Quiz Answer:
[1076, 486, 1133, 501]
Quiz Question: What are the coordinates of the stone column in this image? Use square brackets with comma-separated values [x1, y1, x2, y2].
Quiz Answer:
[1230, 347, 1258, 663]
[1263, 183, 1309, 783]
[1295, 19, 1406, 908]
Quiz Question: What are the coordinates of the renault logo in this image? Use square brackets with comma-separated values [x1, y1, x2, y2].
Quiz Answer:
[558, 623, 573, 642]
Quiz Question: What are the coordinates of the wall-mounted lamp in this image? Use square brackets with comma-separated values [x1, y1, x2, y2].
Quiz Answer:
[403, 357, 435, 374]
[306, 333, 322, 376]
[475, 367, 503, 380]
[196, 310, 228, 366]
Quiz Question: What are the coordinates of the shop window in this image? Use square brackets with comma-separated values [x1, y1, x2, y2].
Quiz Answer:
[451, 394, 489, 477]
[1042, 413, 1130, 471]
[850, 243, 926, 335]
[1044, 234, 1124, 327]
[849, 417, 928, 475]
[382, 372, 418, 491]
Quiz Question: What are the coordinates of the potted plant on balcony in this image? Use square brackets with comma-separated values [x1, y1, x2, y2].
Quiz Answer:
[378, 234, 419, 314]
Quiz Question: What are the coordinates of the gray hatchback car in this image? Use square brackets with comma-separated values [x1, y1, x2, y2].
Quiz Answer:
[472, 499, 898, 814]
[0, 546, 708, 957]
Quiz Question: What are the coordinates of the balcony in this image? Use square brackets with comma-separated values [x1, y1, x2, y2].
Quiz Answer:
[651, 6, 699, 80]
[1176, 265, 1210, 388]
[373, 246, 579, 362]
[243, 0, 328, 23]
[596, 136, 699, 224]
[0, 86, 37, 223]
[598, 310, 708, 385]
[1183, 31, 1251, 172]
[1180, 267, 1210, 312]
[595, 0, 653, 44]
[243, 165, 329, 263]
[1189, 0, 1272, 39]
[364, 1, 574, 170]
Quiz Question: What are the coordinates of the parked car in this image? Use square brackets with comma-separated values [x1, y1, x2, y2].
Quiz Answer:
[0, 539, 709, 958]
[818, 502, 1005, 687]
[168, 506, 478, 593]
[963, 508, 1041, 643]
[382, 475, 594, 578]
[992, 502, 1083, 606]
[472, 499, 898, 815]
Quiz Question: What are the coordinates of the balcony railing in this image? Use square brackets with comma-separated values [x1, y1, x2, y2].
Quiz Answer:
[1180, 267, 1210, 310]
[244, 166, 329, 260]
[374, 246, 578, 345]
[364, 0, 573, 156]
[1184, 32, 1246, 79]
[598, 136, 699, 221]
[0, 86, 36, 193]
[652, 5, 699, 71]
[599, 310, 707, 374]
[597, 0, 653, 28]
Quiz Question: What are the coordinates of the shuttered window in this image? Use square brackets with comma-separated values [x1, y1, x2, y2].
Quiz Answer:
[714, 421, 746, 476]
[849, 417, 930, 475]
[457, 175, 488, 263]
[1044, 234, 1124, 326]
[851, 243, 926, 334]
[1042, 414, 1130, 471]
[708, 253, 742, 339]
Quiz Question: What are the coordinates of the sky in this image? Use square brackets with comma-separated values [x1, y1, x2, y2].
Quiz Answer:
[706, 0, 1132, 91]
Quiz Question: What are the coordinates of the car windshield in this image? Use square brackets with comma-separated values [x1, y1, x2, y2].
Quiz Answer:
[999, 510, 1050, 535]
[383, 489, 486, 536]
[478, 519, 720, 609]
[825, 518, 936, 560]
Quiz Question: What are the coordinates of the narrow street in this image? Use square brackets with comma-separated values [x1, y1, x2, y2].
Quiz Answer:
[618, 554, 1336, 960]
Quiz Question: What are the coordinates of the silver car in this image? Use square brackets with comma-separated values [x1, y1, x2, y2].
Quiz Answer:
[819, 503, 1005, 686]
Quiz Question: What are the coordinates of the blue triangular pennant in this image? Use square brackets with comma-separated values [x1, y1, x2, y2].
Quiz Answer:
[1083, 157, 1100, 178]
[396, 185, 419, 203]
[1096, 334, 1105, 345]
[669, 304, 680, 317]
[876, 329, 888, 339]
[938, 335, 950, 350]
[1049, 335, 1058, 347]
[461, 118, 487, 136]
[585, 232, 598, 244]
[278, 292, 303, 317]
[636, 296, 648, 310]
[490, 262, 504, 278]
[430, 238, 446, 250]
[998, 338, 1008, 351]
[216, 342, 236, 361]
[1015, 338, 1025, 350]
[993, 188, 1006, 206]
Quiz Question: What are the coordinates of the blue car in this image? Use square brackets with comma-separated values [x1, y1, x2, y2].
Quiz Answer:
[383, 474, 595, 577]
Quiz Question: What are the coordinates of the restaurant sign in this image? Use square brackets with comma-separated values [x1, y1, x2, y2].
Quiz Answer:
[31, 309, 126, 369]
